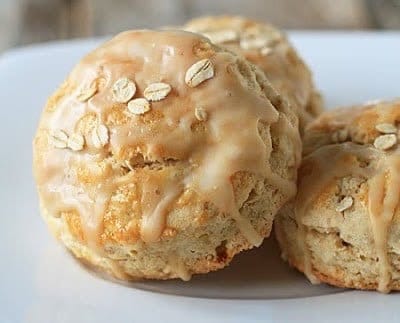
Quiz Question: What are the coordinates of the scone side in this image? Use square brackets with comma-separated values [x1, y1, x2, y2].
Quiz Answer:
[276, 211, 400, 291]
[41, 201, 274, 280]
[276, 100, 400, 292]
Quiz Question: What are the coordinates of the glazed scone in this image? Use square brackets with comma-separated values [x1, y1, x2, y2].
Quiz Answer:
[275, 99, 400, 293]
[183, 15, 323, 134]
[33, 30, 301, 280]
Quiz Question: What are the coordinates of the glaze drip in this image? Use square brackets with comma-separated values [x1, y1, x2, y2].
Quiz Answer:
[295, 101, 400, 292]
[33, 30, 299, 277]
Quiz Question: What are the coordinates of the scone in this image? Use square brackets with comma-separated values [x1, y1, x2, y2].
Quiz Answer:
[33, 30, 301, 280]
[183, 15, 323, 134]
[275, 99, 400, 293]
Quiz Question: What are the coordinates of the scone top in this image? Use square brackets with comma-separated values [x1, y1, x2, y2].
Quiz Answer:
[184, 15, 322, 132]
[303, 100, 400, 155]
[33, 30, 296, 251]
[288, 99, 400, 293]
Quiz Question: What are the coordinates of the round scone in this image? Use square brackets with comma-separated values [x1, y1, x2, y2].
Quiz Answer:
[183, 15, 323, 134]
[33, 30, 301, 280]
[275, 99, 400, 293]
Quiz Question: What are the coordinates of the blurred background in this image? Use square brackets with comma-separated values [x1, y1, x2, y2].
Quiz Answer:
[1, 0, 399, 52]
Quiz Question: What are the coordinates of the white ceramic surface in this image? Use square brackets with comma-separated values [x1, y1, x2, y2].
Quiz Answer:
[1, 32, 399, 323]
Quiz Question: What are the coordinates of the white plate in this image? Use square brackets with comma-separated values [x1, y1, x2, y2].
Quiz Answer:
[1, 32, 399, 323]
